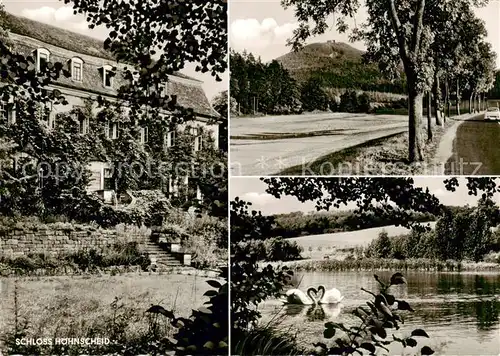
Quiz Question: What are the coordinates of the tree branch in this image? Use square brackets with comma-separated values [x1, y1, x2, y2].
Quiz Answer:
[388, 0, 409, 64]
[411, 0, 425, 52]
[1, 171, 37, 183]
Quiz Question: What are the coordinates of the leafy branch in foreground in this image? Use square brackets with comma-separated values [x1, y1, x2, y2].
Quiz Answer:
[313, 273, 434, 356]
[145, 267, 228, 356]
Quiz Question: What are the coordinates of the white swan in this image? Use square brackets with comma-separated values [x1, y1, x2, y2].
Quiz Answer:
[282, 287, 318, 305]
[317, 285, 344, 304]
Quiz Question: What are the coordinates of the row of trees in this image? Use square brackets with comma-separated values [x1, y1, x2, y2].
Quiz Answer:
[281, 0, 498, 162]
[229, 51, 402, 115]
[367, 198, 500, 262]
[230, 51, 301, 115]
[271, 209, 437, 238]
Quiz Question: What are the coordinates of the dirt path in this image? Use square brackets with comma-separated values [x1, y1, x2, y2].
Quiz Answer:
[433, 113, 482, 174]
[443, 114, 500, 175]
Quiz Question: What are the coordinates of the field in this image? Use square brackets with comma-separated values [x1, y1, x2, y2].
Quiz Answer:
[0, 272, 217, 349]
[230, 112, 407, 176]
[290, 223, 437, 260]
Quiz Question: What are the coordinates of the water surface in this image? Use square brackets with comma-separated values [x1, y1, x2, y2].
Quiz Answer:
[258, 271, 500, 355]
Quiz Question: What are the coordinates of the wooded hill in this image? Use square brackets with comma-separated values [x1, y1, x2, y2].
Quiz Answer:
[276, 41, 407, 94]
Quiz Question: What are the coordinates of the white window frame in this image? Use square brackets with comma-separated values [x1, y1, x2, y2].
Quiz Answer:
[189, 126, 199, 136]
[0, 98, 16, 125]
[36, 48, 50, 72]
[194, 135, 202, 152]
[164, 130, 175, 148]
[104, 121, 119, 140]
[105, 122, 119, 139]
[101, 64, 114, 88]
[80, 116, 89, 134]
[140, 126, 149, 144]
[75, 112, 89, 135]
[0, 101, 7, 121]
[71, 57, 83, 82]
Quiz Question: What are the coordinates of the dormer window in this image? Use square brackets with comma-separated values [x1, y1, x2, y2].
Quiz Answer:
[71, 57, 83, 82]
[35, 48, 50, 72]
[100, 65, 113, 88]
[189, 127, 199, 136]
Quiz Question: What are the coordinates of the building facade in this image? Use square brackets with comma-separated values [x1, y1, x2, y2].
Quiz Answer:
[1, 13, 219, 199]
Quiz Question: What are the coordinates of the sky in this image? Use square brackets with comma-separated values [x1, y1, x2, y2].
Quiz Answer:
[230, 0, 500, 68]
[2, 0, 228, 101]
[230, 177, 500, 215]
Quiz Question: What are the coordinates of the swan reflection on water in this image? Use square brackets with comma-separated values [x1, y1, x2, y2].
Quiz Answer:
[283, 303, 343, 322]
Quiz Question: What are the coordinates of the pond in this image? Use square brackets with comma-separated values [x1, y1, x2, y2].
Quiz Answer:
[258, 271, 500, 355]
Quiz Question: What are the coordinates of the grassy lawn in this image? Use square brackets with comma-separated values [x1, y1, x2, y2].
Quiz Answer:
[0, 273, 216, 349]
[277, 133, 403, 175]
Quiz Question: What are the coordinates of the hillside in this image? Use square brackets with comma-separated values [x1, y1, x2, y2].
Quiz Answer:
[276, 41, 407, 94]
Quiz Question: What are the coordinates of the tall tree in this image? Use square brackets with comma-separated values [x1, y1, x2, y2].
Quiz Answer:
[281, 0, 491, 163]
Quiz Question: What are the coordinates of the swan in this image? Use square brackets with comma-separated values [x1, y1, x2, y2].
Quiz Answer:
[317, 285, 344, 304]
[282, 287, 318, 305]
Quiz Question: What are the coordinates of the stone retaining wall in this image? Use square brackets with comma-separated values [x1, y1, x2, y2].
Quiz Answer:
[0, 223, 150, 257]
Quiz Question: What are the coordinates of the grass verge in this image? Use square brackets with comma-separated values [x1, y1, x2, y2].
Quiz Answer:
[263, 257, 500, 272]
[277, 119, 457, 175]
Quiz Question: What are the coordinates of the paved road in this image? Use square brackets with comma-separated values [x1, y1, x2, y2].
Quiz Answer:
[445, 114, 500, 175]
[230, 113, 408, 176]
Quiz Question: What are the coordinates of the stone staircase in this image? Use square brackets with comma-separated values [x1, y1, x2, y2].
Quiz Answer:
[143, 241, 183, 267]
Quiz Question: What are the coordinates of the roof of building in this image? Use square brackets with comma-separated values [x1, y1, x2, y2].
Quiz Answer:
[3, 12, 217, 118]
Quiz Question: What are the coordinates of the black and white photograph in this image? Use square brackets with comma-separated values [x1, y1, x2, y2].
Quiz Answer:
[0, 1, 228, 355]
[230, 177, 500, 355]
[4, 0, 500, 356]
[229, 0, 500, 176]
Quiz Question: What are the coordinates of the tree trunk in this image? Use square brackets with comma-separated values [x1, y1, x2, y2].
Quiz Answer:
[427, 91, 432, 142]
[478, 93, 481, 112]
[445, 77, 450, 121]
[408, 90, 424, 162]
[456, 78, 461, 116]
[432, 71, 442, 125]
[469, 94, 473, 114]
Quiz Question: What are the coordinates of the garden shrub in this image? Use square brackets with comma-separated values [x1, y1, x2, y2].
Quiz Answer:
[340, 90, 359, 113]
[358, 92, 371, 113]
[266, 237, 303, 261]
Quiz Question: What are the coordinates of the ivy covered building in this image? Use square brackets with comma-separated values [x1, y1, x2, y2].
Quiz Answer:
[0, 12, 221, 203]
